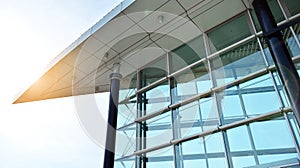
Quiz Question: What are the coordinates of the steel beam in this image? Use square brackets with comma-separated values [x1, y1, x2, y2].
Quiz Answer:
[252, 0, 300, 125]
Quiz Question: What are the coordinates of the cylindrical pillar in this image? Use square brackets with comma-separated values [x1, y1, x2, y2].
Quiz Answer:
[103, 63, 122, 168]
[253, 0, 300, 124]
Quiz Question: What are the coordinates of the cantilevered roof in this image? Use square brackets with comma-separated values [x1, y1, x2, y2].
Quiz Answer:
[14, 0, 252, 103]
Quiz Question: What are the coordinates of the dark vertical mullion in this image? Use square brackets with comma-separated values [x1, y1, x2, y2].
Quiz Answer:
[253, 0, 300, 126]
[136, 70, 143, 168]
[142, 71, 147, 168]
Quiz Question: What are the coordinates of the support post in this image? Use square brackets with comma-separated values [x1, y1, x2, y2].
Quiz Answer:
[252, 0, 300, 124]
[103, 63, 122, 168]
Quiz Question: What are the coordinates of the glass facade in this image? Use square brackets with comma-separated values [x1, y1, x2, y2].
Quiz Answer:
[115, 0, 300, 167]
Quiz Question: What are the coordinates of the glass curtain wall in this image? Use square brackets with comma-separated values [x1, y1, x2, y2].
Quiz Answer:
[115, 0, 300, 167]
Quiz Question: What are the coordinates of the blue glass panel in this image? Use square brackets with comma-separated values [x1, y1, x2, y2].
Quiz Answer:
[115, 124, 136, 159]
[232, 156, 256, 168]
[250, 116, 299, 165]
[272, 72, 290, 107]
[174, 61, 211, 103]
[240, 74, 281, 116]
[182, 133, 228, 168]
[227, 126, 252, 152]
[282, 27, 300, 57]
[145, 112, 172, 149]
[146, 146, 174, 167]
[219, 86, 245, 122]
[178, 97, 218, 138]
[118, 97, 136, 128]
[250, 118, 296, 150]
[115, 157, 135, 168]
[119, 72, 137, 101]
[211, 39, 266, 86]
[141, 83, 170, 116]
[287, 112, 300, 150]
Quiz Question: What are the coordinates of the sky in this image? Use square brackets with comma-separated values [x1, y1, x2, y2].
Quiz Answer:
[0, 0, 123, 167]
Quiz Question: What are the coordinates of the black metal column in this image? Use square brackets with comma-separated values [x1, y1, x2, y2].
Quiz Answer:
[103, 63, 122, 168]
[252, 0, 300, 124]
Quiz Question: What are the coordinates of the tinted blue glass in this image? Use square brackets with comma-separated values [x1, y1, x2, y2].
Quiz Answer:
[219, 86, 245, 122]
[232, 156, 256, 168]
[118, 97, 136, 128]
[288, 112, 300, 150]
[145, 112, 172, 149]
[115, 157, 135, 168]
[250, 117, 299, 165]
[282, 27, 300, 57]
[227, 126, 252, 152]
[182, 133, 227, 168]
[119, 72, 137, 101]
[141, 83, 170, 116]
[211, 39, 266, 86]
[178, 97, 218, 138]
[250, 118, 295, 149]
[115, 124, 136, 159]
[240, 74, 281, 116]
[146, 146, 174, 167]
[174, 61, 211, 103]
[272, 72, 290, 107]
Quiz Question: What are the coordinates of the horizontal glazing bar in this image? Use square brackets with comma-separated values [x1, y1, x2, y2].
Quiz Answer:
[123, 108, 292, 157]
[172, 107, 292, 145]
[116, 148, 296, 162]
[134, 68, 269, 123]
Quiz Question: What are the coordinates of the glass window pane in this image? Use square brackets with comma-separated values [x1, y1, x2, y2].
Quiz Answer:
[115, 124, 136, 159]
[292, 23, 300, 46]
[250, 116, 299, 165]
[178, 97, 218, 138]
[170, 35, 206, 73]
[227, 126, 252, 152]
[146, 146, 174, 167]
[174, 61, 211, 103]
[232, 156, 256, 168]
[119, 72, 137, 101]
[267, 0, 285, 22]
[140, 55, 167, 88]
[208, 14, 251, 52]
[296, 60, 300, 76]
[240, 74, 281, 116]
[287, 112, 300, 150]
[283, 0, 300, 16]
[211, 39, 266, 86]
[272, 71, 290, 107]
[139, 82, 170, 116]
[250, 117, 296, 149]
[115, 157, 135, 168]
[145, 112, 172, 149]
[182, 133, 228, 168]
[118, 97, 136, 128]
[258, 154, 298, 165]
[260, 37, 274, 66]
[219, 86, 245, 123]
[282, 27, 300, 57]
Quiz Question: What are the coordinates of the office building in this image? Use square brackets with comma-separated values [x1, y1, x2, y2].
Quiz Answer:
[14, 0, 300, 167]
